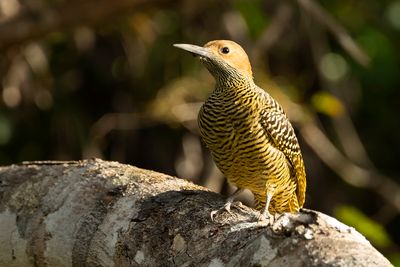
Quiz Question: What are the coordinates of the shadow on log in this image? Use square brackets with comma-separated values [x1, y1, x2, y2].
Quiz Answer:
[0, 159, 393, 266]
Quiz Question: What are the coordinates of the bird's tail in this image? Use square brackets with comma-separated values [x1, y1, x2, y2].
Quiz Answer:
[293, 154, 307, 208]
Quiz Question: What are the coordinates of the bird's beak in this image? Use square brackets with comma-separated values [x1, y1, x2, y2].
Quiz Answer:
[173, 43, 212, 59]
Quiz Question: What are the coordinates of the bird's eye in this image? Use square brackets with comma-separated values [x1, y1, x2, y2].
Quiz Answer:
[221, 47, 230, 54]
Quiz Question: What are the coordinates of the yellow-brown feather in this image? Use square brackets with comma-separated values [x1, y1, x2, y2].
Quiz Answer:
[180, 40, 307, 214]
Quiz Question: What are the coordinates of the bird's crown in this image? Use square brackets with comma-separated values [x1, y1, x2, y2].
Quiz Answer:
[203, 40, 253, 78]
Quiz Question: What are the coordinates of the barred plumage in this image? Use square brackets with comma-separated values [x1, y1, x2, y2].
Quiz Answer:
[174, 40, 306, 219]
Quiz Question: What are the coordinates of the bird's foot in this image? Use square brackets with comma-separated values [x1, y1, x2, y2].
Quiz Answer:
[210, 201, 243, 221]
[256, 210, 275, 225]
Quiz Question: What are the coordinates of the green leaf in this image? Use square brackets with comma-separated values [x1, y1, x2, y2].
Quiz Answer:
[334, 205, 391, 247]
[311, 91, 344, 117]
[234, 0, 268, 38]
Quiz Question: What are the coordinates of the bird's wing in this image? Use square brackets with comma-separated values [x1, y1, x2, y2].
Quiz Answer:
[259, 95, 306, 207]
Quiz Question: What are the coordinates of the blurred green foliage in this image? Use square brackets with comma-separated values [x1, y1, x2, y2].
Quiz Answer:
[234, 0, 268, 37]
[335, 205, 391, 247]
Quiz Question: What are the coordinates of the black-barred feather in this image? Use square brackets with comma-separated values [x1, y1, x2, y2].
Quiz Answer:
[176, 40, 307, 214]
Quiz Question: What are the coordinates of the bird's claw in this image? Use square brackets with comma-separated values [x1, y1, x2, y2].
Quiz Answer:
[257, 210, 275, 225]
[210, 201, 241, 221]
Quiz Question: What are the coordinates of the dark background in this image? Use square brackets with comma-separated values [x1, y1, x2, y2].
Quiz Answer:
[0, 0, 399, 264]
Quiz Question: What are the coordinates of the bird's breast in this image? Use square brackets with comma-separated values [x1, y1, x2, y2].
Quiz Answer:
[198, 99, 236, 150]
[198, 93, 265, 164]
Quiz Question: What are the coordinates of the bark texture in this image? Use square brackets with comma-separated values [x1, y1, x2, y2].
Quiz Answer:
[0, 159, 393, 267]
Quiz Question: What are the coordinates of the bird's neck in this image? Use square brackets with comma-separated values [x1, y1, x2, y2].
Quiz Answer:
[215, 74, 255, 96]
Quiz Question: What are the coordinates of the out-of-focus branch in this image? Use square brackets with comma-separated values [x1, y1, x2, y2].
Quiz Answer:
[299, 118, 400, 213]
[223, 11, 249, 45]
[252, 2, 294, 61]
[299, 2, 374, 168]
[302, 3, 374, 171]
[297, 0, 370, 67]
[0, 0, 173, 50]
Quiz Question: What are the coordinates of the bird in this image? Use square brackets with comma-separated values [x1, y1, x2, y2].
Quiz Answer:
[173, 40, 306, 221]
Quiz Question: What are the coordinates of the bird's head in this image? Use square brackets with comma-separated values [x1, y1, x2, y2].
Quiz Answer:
[174, 40, 253, 82]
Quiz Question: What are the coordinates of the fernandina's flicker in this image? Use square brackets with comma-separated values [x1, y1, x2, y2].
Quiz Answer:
[174, 40, 307, 220]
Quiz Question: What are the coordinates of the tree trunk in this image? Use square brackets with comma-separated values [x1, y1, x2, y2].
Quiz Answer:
[0, 159, 393, 266]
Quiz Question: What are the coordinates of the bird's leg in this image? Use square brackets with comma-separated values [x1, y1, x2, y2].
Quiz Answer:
[258, 193, 274, 225]
[210, 188, 244, 220]
[223, 188, 244, 211]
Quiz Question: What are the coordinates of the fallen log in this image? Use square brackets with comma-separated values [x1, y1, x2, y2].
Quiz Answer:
[0, 159, 393, 266]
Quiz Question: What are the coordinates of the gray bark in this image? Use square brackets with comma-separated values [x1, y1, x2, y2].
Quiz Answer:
[0, 159, 393, 267]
